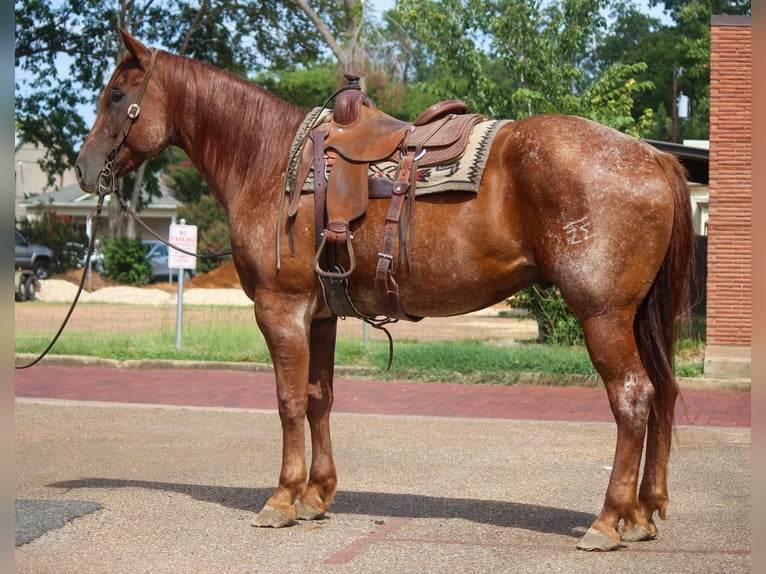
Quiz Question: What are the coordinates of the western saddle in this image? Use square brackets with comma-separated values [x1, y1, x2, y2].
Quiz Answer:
[286, 75, 486, 323]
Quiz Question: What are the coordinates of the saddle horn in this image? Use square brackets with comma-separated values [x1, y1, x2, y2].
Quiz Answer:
[333, 74, 374, 125]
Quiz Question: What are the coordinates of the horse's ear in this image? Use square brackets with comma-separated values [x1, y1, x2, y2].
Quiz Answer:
[119, 28, 152, 61]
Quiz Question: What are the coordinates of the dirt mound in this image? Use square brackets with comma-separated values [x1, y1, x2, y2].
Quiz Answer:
[54, 262, 242, 291]
[54, 268, 120, 291]
[186, 262, 241, 289]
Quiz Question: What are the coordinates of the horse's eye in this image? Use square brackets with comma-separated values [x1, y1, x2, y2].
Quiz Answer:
[109, 89, 124, 104]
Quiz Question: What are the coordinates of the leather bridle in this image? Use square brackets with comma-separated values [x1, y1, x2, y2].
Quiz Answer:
[98, 47, 159, 198]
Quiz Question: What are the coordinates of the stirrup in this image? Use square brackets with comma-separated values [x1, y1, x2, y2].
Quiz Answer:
[314, 232, 357, 280]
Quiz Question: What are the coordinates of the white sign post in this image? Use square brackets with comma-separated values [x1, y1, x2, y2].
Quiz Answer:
[168, 221, 198, 348]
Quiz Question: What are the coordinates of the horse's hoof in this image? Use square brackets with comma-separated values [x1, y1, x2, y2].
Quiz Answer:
[295, 500, 326, 521]
[251, 504, 296, 528]
[621, 524, 656, 542]
[576, 527, 622, 551]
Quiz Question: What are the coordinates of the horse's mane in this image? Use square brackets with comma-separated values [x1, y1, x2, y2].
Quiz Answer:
[161, 51, 307, 196]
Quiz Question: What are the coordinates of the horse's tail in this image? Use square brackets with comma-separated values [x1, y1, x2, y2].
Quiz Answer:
[635, 151, 694, 434]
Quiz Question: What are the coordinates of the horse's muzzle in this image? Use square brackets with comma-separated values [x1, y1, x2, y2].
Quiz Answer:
[74, 161, 97, 194]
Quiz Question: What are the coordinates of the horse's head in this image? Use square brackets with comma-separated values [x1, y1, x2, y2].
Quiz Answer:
[75, 29, 171, 194]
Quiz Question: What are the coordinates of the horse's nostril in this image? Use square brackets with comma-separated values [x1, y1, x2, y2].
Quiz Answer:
[74, 165, 82, 182]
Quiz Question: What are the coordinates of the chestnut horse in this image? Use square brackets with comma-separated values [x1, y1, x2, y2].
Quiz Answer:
[75, 30, 693, 551]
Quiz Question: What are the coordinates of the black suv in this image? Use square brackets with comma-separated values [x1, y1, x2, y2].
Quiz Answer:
[15, 231, 55, 279]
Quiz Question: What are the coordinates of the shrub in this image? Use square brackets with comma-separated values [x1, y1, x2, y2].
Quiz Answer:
[507, 285, 584, 346]
[103, 236, 152, 284]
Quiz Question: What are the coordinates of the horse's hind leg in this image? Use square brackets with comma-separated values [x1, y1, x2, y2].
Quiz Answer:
[575, 310, 657, 551]
[634, 372, 678, 540]
[295, 316, 339, 520]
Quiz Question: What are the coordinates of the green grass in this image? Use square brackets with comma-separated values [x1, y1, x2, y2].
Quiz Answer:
[15, 325, 271, 364]
[16, 323, 704, 386]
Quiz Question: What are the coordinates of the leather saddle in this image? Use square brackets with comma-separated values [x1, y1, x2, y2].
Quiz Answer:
[288, 76, 485, 321]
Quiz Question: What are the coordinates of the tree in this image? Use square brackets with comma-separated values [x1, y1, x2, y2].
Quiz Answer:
[259, 4, 454, 121]
[396, 0, 654, 132]
[650, 0, 750, 20]
[15, 0, 341, 236]
[254, 61, 339, 109]
[597, 0, 751, 140]
[394, 0, 662, 344]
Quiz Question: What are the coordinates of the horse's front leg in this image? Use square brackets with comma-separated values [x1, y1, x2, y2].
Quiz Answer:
[251, 290, 312, 527]
[295, 316, 338, 520]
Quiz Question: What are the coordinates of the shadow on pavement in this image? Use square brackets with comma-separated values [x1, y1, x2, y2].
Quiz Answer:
[49, 477, 595, 539]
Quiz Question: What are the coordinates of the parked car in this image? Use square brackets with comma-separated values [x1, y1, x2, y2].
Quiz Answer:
[142, 240, 196, 282]
[15, 231, 54, 279]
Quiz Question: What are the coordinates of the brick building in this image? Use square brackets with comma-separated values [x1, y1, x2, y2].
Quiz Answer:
[704, 15, 751, 378]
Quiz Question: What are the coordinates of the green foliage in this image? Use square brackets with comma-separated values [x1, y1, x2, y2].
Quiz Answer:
[16, 206, 88, 273]
[675, 332, 705, 377]
[255, 63, 339, 108]
[507, 285, 585, 346]
[583, 63, 656, 136]
[397, 0, 654, 135]
[598, 0, 750, 140]
[165, 149, 210, 204]
[103, 236, 152, 285]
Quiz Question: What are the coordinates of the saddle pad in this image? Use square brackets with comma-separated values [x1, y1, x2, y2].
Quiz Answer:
[302, 118, 510, 196]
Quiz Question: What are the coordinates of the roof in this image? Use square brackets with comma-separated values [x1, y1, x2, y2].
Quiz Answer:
[20, 182, 181, 213]
[643, 139, 709, 184]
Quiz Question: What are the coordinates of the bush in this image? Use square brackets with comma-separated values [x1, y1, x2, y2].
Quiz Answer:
[103, 236, 152, 284]
[507, 285, 584, 346]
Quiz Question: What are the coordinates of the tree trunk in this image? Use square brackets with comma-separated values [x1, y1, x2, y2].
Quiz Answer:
[107, 190, 123, 237]
[125, 162, 148, 238]
[292, 0, 368, 88]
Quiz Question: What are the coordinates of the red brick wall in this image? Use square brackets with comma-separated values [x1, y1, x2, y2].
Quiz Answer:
[707, 16, 751, 347]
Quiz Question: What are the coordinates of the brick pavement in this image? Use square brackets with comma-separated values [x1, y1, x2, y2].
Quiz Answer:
[14, 364, 750, 427]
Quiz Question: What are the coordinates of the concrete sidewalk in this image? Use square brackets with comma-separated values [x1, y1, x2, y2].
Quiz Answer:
[15, 398, 750, 573]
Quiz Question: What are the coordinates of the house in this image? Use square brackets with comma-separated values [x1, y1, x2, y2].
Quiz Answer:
[644, 139, 709, 236]
[19, 183, 182, 242]
[15, 140, 79, 221]
[15, 140, 181, 241]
